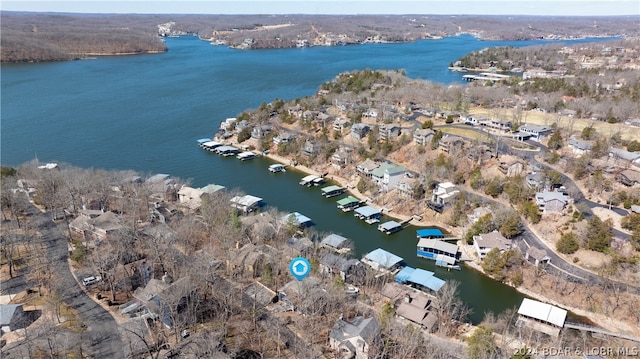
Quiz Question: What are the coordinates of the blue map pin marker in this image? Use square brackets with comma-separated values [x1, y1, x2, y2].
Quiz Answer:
[289, 257, 311, 281]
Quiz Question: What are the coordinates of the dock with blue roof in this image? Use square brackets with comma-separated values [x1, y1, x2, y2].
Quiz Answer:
[354, 205, 382, 224]
[395, 266, 445, 293]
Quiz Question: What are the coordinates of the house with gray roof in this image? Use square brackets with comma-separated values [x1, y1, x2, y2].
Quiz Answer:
[535, 191, 569, 213]
[356, 159, 379, 177]
[329, 316, 381, 359]
[616, 169, 640, 187]
[473, 230, 512, 259]
[319, 253, 363, 282]
[378, 124, 401, 141]
[518, 124, 553, 142]
[609, 148, 640, 165]
[0, 304, 27, 333]
[321, 234, 352, 252]
[413, 128, 435, 146]
[568, 138, 592, 155]
[351, 123, 370, 140]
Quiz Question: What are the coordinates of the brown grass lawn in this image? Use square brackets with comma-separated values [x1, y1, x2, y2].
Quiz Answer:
[469, 107, 640, 141]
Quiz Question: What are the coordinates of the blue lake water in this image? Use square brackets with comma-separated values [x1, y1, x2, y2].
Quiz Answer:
[1, 34, 614, 322]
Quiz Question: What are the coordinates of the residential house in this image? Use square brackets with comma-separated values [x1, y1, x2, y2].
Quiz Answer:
[146, 174, 176, 201]
[371, 162, 406, 192]
[378, 124, 401, 141]
[287, 105, 304, 119]
[498, 161, 525, 177]
[616, 169, 640, 186]
[329, 316, 381, 359]
[227, 243, 280, 277]
[251, 125, 272, 140]
[467, 206, 493, 224]
[396, 175, 419, 197]
[512, 131, 532, 142]
[526, 172, 545, 190]
[473, 230, 512, 259]
[230, 195, 263, 214]
[273, 132, 296, 145]
[176, 184, 224, 210]
[412, 128, 435, 146]
[518, 124, 553, 142]
[485, 119, 512, 132]
[609, 148, 640, 165]
[362, 109, 379, 120]
[0, 304, 28, 333]
[351, 123, 370, 140]
[319, 253, 363, 282]
[331, 150, 350, 169]
[525, 247, 551, 266]
[362, 248, 403, 272]
[381, 282, 439, 331]
[356, 158, 379, 177]
[568, 139, 592, 155]
[535, 191, 569, 213]
[464, 115, 487, 126]
[333, 117, 351, 133]
[285, 236, 314, 258]
[431, 182, 460, 206]
[131, 276, 195, 328]
[69, 211, 124, 244]
[321, 233, 352, 253]
[438, 135, 466, 153]
[468, 144, 494, 163]
[302, 140, 319, 157]
[219, 117, 237, 132]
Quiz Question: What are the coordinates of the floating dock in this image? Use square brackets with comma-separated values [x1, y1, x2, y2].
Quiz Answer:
[236, 151, 257, 161]
[268, 164, 286, 173]
[378, 220, 402, 234]
[354, 205, 382, 224]
[321, 185, 345, 198]
[299, 174, 324, 187]
[336, 196, 362, 212]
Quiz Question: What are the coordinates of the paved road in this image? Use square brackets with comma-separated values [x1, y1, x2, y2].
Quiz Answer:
[2, 203, 125, 359]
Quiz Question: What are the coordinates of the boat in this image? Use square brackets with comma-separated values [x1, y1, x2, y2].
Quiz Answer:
[336, 196, 362, 212]
[299, 174, 323, 186]
[236, 151, 257, 161]
[320, 185, 345, 198]
[377, 220, 402, 234]
[268, 164, 286, 173]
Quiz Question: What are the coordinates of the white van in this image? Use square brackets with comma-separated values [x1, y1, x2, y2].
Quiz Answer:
[82, 276, 102, 287]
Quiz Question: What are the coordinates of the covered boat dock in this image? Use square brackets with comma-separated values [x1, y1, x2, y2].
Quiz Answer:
[321, 185, 345, 198]
[395, 266, 445, 293]
[336, 196, 362, 212]
[354, 206, 382, 224]
[378, 220, 402, 234]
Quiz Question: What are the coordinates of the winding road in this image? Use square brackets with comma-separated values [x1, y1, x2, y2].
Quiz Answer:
[2, 201, 125, 359]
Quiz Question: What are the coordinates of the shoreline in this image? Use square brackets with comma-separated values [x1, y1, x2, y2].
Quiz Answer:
[260, 150, 458, 231]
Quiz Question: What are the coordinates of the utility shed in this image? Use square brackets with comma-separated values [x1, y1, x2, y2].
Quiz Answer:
[363, 248, 403, 271]
[395, 267, 445, 292]
[517, 298, 567, 337]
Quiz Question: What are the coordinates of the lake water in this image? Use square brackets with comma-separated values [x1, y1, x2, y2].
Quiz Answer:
[1, 34, 612, 323]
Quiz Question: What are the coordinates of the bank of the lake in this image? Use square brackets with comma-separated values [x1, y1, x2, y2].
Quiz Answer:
[1, 35, 618, 324]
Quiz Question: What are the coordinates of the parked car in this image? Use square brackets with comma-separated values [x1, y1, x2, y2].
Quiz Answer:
[82, 276, 102, 287]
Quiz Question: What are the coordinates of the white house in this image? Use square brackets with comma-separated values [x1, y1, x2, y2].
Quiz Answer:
[431, 182, 460, 206]
[518, 124, 553, 142]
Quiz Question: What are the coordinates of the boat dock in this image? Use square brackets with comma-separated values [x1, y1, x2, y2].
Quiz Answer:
[299, 174, 324, 187]
[215, 145, 240, 156]
[236, 151, 257, 161]
[268, 163, 286, 173]
[354, 205, 382, 224]
[320, 185, 345, 198]
[336, 196, 363, 212]
[378, 220, 402, 234]
[200, 140, 223, 151]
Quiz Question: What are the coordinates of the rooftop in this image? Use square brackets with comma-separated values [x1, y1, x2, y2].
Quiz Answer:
[364, 248, 403, 269]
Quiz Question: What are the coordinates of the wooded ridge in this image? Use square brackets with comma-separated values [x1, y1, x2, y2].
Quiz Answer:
[2, 12, 639, 62]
